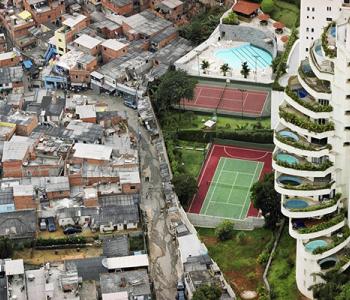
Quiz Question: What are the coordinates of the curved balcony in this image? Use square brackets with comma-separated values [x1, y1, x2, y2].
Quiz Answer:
[279, 106, 334, 139]
[321, 22, 337, 59]
[298, 59, 332, 99]
[275, 174, 335, 197]
[281, 195, 341, 218]
[309, 40, 334, 82]
[301, 228, 350, 261]
[285, 76, 332, 119]
[273, 152, 334, 178]
[274, 130, 331, 158]
[289, 213, 345, 240]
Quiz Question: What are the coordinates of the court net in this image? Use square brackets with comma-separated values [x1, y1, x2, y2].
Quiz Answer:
[207, 180, 250, 190]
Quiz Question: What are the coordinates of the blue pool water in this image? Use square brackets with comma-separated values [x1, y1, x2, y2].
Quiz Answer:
[285, 199, 309, 209]
[315, 44, 323, 56]
[278, 130, 299, 141]
[331, 27, 336, 38]
[276, 153, 299, 164]
[297, 88, 308, 98]
[278, 175, 302, 186]
[305, 240, 328, 253]
[215, 44, 272, 69]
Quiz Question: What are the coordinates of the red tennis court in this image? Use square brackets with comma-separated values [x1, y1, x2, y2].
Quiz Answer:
[182, 83, 269, 116]
[188, 144, 272, 219]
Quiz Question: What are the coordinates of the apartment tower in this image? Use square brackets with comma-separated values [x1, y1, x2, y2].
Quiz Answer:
[274, 1, 350, 298]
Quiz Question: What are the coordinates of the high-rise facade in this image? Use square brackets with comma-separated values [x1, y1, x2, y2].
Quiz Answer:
[274, 2, 350, 299]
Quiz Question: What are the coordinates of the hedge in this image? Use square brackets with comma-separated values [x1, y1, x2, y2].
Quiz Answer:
[176, 129, 273, 144]
[36, 237, 87, 246]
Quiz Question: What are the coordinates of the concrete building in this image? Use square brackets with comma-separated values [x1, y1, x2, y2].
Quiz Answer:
[273, 6, 350, 299]
[23, 0, 65, 25]
[55, 13, 90, 55]
[101, 0, 133, 16]
[101, 39, 128, 63]
[299, 0, 345, 61]
[0, 51, 22, 68]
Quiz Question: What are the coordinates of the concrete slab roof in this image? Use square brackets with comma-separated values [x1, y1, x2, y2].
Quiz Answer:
[101, 39, 128, 51]
[73, 143, 113, 161]
[74, 34, 102, 49]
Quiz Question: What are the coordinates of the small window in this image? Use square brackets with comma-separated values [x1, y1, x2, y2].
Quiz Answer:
[326, 17, 332, 21]
[75, 75, 78, 79]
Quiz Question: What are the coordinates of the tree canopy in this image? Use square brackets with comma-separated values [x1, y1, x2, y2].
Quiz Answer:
[192, 284, 222, 300]
[172, 173, 197, 207]
[154, 69, 197, 113]
[261, 0, 275, 13]
[0, 238, 14, 259]
[215, 220, 235, 241]
[251, 172, 281, 228]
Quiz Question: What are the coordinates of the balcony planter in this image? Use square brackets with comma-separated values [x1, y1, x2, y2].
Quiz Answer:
[297, 214, 345, 234]
[275, 133, 332, 152]
[285, 86, 333, 112]
[274, 155, 333, 171]
[312, 227, 350, 255]
[279, 108, 334, 133]
[321, 22, 337, 58]
[288, 194, 341, 213]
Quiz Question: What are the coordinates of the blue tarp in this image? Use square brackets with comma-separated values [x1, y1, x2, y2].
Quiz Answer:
[23, 60, 33, 69]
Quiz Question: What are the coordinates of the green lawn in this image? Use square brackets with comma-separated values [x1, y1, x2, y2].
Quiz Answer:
[270, 1, 300, 28]
[197, 227, 274, 293]
[161, 110, 270, 132]
[268, 227, 300, 300]
[178, 147, 205, 178]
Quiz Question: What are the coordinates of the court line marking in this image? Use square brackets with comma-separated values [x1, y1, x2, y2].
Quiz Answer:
[196, 84, 269, 95]
[221, 169, 256, 176]
[204, 158, 227, 215]
[226, 169, 238, 204]
[239, 162, 260, 219]
[223, 147, 269, 161]
[209, 201, 244, 207]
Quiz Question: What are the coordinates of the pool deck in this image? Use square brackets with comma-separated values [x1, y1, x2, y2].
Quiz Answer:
[175, 7, 291, 84]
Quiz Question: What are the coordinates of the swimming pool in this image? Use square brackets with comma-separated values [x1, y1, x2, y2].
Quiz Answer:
[315, 44, 323, 56]
[285, 199, 309, 209]
[305, 240, 328, 253]
[215, 44, 272, 69]
[278, 175, 302, 186]
[276, 153, 299, 164]
[278, 130, 299, 141]
[331, 27, 336, 38]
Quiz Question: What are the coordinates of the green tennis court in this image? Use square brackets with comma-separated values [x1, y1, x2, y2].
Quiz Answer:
[200, 157, 264, 219]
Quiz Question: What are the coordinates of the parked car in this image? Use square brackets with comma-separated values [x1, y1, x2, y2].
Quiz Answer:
[123, 100, 137, 110]
[46, 217, 56, 232]
[64, 226, 82, 235]
[39, 218, 47, 231]
[176, 291, 186, 300]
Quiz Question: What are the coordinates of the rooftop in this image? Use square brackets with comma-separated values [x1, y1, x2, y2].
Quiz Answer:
[73, 143, 113, 161]
[76, 104, 97, 119]
[232, 0, 260, 15]
[0, 209, 36, 238]
[74, 34, 102, 49]
[5, 259, 24, 276]
[2, 136, 32, 162]
[102, 39, 128, 51]
[100, 270, 151, 297]
[119, 171, 140, 184]
[102, 254, 149, 270]
[62, 13, 87, 28]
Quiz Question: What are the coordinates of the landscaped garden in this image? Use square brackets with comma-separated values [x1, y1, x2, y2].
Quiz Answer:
[262, 0, 300, 28]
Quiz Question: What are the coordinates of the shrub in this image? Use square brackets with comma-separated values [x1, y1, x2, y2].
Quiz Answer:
[215, 220, 235, 241]
[222, 12, 239, 25]
[236, 231, 247, 243]
[257, 251, 270, 265]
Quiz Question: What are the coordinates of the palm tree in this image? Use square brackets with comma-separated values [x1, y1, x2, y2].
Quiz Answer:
[201, 60, 210, 74]
[220, 63, 230, 76]
[241, 61, 251, 78]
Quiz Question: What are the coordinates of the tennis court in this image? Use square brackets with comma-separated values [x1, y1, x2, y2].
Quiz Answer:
[188, 144, 272, 219]
[200, 157, 263, 219]
[181, 82, 269, 117]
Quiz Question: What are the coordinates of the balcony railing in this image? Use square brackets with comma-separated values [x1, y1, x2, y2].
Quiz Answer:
[284, 194, 341, 213]
[279, 107, 335, 133]
[299, 60, 331, 94]
[312, 227, 350, 255]
[275, 131, 332, 152]
[310, 40, 334, 74]
[285, 85, 332, 113]
[274, 153, 333, 171]
[295, 213, 344, 235]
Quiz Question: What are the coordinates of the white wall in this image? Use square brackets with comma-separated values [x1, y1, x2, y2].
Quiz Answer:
[271, 91, 284, 129]
[299, 0, 343, 61]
